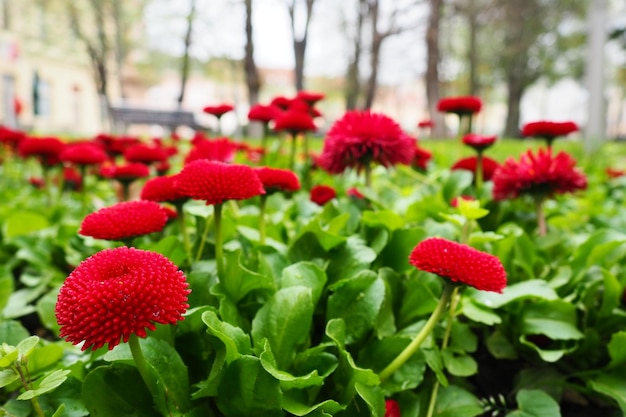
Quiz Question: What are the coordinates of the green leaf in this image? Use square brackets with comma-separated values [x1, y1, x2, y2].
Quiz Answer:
[0, 268, 15, 313]
[434, 384, 483, 417]
[587, 369, 626, 414]
[441, 170, 474, 204]
[486, 330, 518, 360]
[442, 349, 478, 377]
[202, 310, 252, 362]
[354, 382, 385, 417]
[216, 355, 283, 417]
[3, 211, 50, 238]
[251, 286, 314, 370]
[143, 235, 187, 268]
[282, 392, 344, 416]
[506, 389, 561, 417]
[468, 231, 504, 245]
[449, 321, 478, 353]
[469, 280, 558, 309]
[607, 331, 626, 369]
[598, 268, 621, 317]
[81, 364, 159, 417]
[326, 236, 377, 282]
[361, 210, 405, 231]
[0, 369, 19, 388]
[379, 227, 428, 273]
[27, 343, 64, 374]
[520, 300, 584, 340]
[36, 287, 61, 335]
[259, 340, 326, 390]
[327, 271, 384, 344]
[280, 262, 327, 306]
[17, 369, 70, 400]
[16, 336, 40, 359]
[222, 249, 275, 302]
[461, 297, 502, 325]
[0, 346, 18, 368]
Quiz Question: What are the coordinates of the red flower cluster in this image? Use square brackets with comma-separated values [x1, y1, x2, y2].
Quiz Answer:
[296, 90, 325, 105]
[606, 167, 625, 179]
[437, 96, 482, 116]
[140, 175, 189, 203]
[0, 126, 27, 150]
[254, 167, 301, 194]
[60, 142, 108, 166]
[318, 110, 414, 174]
[413, 145, 432, 171]
[273, 107, 316, 135]
[310, 184, 336, 206]
[79, 200, 168, 241]
[99, 162, 151, 183]
[492, 148, 587, 201]
[248, 104, 281, 123]
[451, 155, 500, 182]
[185, 137, 239, 164]
[18, 136, 65, 166]
[176, 160, 265, 205]
[462, 133, 497, 152]
[203, 103, 234, 118]
[124, 143, 168, 165]
[55, 247, 189, 351]
[521, 120, 578, 142]
[409, 237, 507, 293]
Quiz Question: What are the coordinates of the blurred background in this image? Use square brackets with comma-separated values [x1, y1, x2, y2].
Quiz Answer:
[0, 0, 624, 142]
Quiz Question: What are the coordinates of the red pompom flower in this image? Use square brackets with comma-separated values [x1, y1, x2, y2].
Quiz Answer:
[318, 110, 414, 175]
[55, 247, 190, 351]
[437, 96, 482, 116]
[385, 399, 401, 417]
[18, 136, 66, 166]
[409, 237, 507, 293]
[176, 160, 265, 205]
[254, 167, 301, 194]
[521, 120, 578, 147]
[310, 184, 336, 206]
[451, 156, 500, 182]
[79, 200, 168, 241]
[462, 133, 497, 153]
[60, 142, 108, 166]
[492, 148, 587, 201]
[248, 103, 281, 123]
[140, 174, 189, 204]
[203, 103, 234, 118]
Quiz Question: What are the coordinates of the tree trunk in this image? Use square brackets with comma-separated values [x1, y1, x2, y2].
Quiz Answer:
[426, 0, 446, 137]
[467, 0, 478, 96]
[112, 0, 126, 102]
[344, 0, 367, 110]
[288, 0, 316, 92]
[364, 33, 382, 110]
[177, 0, 197, 107]
[503, 74, 524, 138]
[244, 0, 261, 106]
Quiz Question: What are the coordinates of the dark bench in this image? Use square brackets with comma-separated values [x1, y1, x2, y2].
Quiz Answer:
[109, 106, 207, 132]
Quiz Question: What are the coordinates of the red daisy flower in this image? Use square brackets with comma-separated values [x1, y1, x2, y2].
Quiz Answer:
[140, 174, 188, 203]
[55, 247, 189, 351]
[296, 90, 325, 105]
[253, 167, 301, 194]
[79, 200, 168, 241]
[409, 237, 507, 293]
[436, 96, 482, 116]
[310, 184, 336, 206]
[175, 160, 265, 205]
[29, 177, 45, 189]
[417, 119, 434, 129]
[63, 166, 83, 191]
[273, 108, 316, 136]
[462, 133, 497, 152]
[248, 103, 281, 123]
[99, 162, 151, 183]
[451, 156, 500, 182]
[18, 136, 66, 166]
[413, 145, 432, 170]
[60, 142, 108, 166]
[318, 110, 415, 174]
[270, 95, 292, 111]
[96, 134, 141, 158]
[492, 148, 587, 201]
[521, 120, 578, 144]
[606, 167, 625, 179]
[385, 399, 401, 417]
[124, 143, 168, 165]
[184, 137, 239, 164]
[346, 187, 365, 199]
[203, 103, 234, 118]
[0, 126, 27, 150]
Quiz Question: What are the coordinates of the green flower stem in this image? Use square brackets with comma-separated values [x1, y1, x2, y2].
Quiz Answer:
[128, 334, 158, 405]
[379, 282, 455, 382]
[425, 286, 461, 417]
[14, 364, 45, 417]
[195, 211, 214, 262]
[259, 194, 268, 245]
[475, 152, 484, 193]
[214, 203, 224, 278]
[175, 202, 192, 261]
[288, 133, 297, 171]
[364, 163, 372, 189]
[260, 124, 269, 164]
[536, 197, 547, 236]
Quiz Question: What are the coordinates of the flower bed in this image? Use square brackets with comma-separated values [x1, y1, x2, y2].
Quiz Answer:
[0, 101, 624, 417]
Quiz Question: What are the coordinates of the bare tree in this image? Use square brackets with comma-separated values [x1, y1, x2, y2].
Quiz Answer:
[286, 0, 316, 92]
[344, 0, 368, 109]
[425, 0, 446, 137]
[244, 0, 261, 106]
[177, 0, 197, 108]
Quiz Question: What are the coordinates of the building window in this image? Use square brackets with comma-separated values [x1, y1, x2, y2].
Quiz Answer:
[33, 72, 51, 117]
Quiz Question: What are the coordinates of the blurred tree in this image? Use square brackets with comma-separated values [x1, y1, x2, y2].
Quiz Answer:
[177, 0, 197, 108]
[343, 0, 367, 110]
[425, 0, 446, 137]
[286, 0, 317, 91]
[244, 0, 261, 106]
